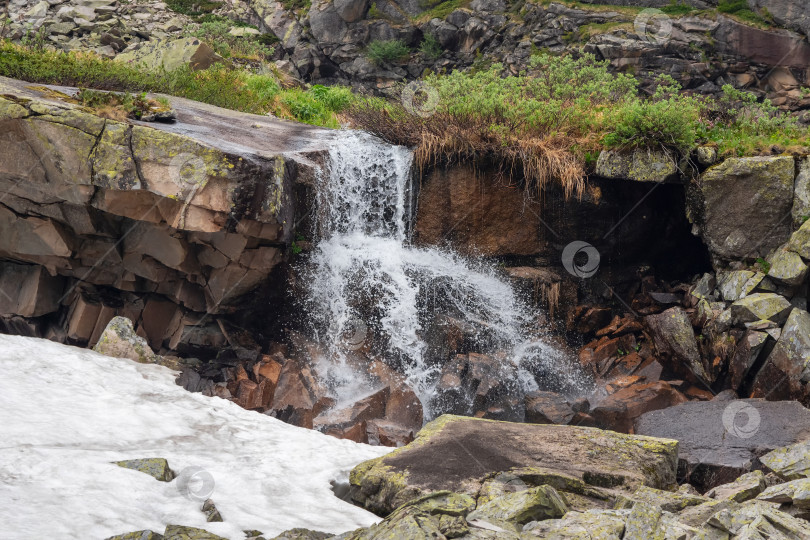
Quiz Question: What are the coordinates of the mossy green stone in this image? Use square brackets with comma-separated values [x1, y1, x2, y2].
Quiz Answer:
[0, 97, 29, 120]
[105, 532, 164, 540]
[113, 457, 175, 482]
[466, 485, 568, 529]
[163, 526, 228, 540]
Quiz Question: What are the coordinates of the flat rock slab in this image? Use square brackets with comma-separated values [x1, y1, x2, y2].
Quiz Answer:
[635, 400, 810, 491]
[349, 414, 678, 516]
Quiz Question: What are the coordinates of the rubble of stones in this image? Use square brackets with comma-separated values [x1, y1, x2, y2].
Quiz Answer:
[111, 415, 810, 539]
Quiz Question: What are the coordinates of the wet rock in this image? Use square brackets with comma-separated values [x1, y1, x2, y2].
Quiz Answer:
[635, 400, 810, 490]
[113, 458, 175, 482]
[414, 165, 542, 257]
[433, 353, 521, 420]
[349, 415, 678, 516]
[94, 316, 158, 364]
[524, 391, 575, 425]
[691, 156, 795, 261]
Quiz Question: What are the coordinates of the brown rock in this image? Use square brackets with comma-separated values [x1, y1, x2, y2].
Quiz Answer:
[314, 387, 389, 429]
[414, 166, 542, 256]
[366, 419, 416, 447]
[525, 391, 575, 425]
[0, 261, 64, 317]
[591, 381, 688, 433]
[324, 419, 368, 444]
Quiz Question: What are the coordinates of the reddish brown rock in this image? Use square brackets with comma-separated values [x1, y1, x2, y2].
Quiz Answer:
[414, 166, 542, 256]
[366, 419, 416, 447]
[569, 306, 613, 334]
[324, 420, 368, 444]
[524, 391, 575, 425]
[591, 381, 688, 433]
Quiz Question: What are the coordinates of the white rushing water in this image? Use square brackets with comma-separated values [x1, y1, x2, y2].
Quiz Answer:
[302, 130, 582, 417]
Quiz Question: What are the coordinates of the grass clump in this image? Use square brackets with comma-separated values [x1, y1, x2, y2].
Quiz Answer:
[0, 40, 354, 127]
[189, 18, 274, 60]
[346, 53, 810, 199]
[165, 0, 222, 18]
[366, 39, 411, 65]
[717, 0, 766, 24]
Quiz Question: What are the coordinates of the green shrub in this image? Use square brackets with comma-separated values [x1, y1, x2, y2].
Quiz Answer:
[717, 0, 764, 23]
[366, 39, 411, 65]
[165, 0, 221, 18]
[660, 0, 695, 16]
[419, 33, 442, 59]
[190, 19, 274, 60]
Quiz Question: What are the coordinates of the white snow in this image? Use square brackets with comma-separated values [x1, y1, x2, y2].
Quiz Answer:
[0, 334, 391, 539]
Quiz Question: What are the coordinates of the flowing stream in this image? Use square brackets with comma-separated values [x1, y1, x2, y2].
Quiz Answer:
[301, 130, 583, 419]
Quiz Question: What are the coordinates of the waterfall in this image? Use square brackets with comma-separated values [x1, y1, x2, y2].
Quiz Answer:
[301, 130, 584, 419]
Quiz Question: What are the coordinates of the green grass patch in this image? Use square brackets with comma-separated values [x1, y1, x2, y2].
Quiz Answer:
[165, 0, 222, 18]
[346, 53, 810, 199]
[416, 0, 469, 22]
[366, 39, 411, 65]
[189, 19, 274, 60]
[717, 0, 759, 21]
[0, 40, 354, 127]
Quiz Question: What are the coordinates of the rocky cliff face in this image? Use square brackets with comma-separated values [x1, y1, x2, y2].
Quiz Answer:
[0, 76, 326, 357]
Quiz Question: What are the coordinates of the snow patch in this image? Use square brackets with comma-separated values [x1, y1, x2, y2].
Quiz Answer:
[0, 334, 390, 539]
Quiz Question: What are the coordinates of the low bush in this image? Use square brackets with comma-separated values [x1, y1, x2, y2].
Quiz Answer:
[366, 39, 410, 65]
[419, 33, 442, 59]
[189, 19, 273, 60]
